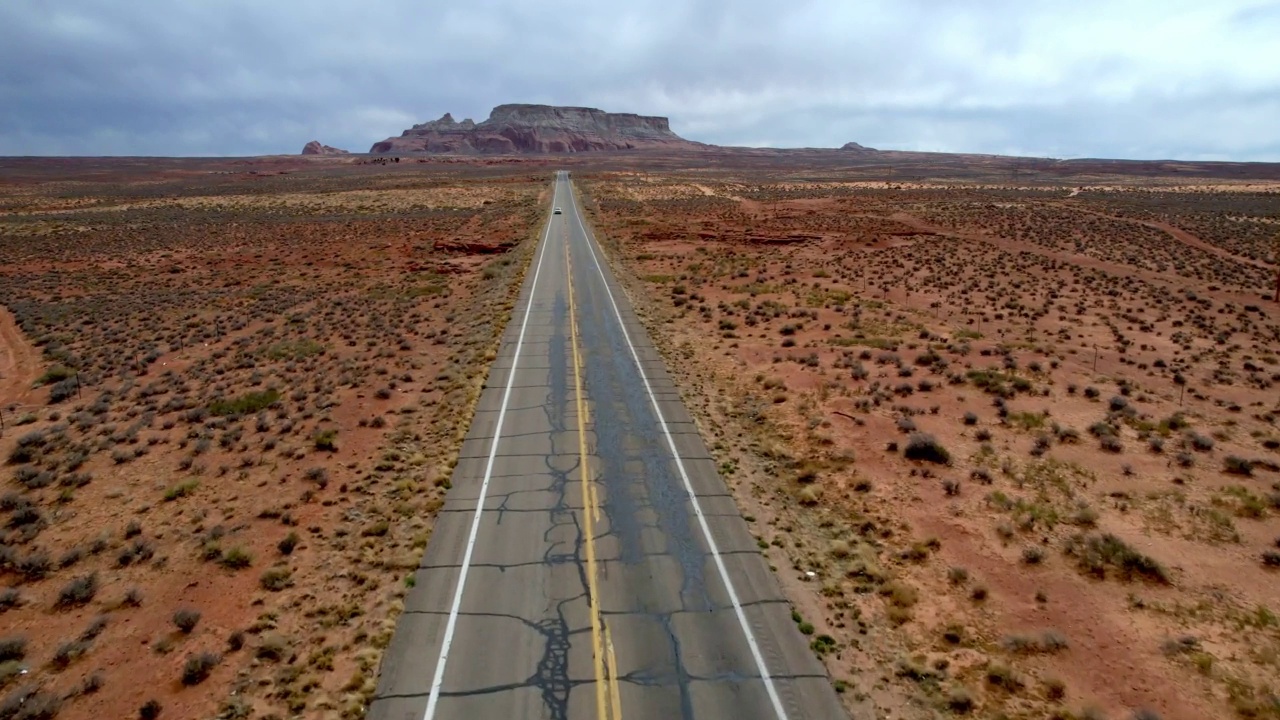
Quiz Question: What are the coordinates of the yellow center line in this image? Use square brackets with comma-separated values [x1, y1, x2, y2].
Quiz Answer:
[565, 232, 621, 720]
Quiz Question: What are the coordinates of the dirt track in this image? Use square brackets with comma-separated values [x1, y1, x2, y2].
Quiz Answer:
[0, 306, 40, 407]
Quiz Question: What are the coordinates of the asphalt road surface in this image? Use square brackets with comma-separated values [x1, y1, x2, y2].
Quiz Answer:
[370, 172, 846, 720]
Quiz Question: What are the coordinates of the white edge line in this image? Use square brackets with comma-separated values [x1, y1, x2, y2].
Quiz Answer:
[421, 177, 560, 720]
[566, 181, 791, 720]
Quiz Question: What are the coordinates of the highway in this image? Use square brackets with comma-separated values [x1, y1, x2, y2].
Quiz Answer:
[369, 172, 846, 720]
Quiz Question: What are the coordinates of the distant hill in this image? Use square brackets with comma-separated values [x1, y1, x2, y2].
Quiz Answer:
[369, 104, 703, 154]
[301, 141, 349, 156]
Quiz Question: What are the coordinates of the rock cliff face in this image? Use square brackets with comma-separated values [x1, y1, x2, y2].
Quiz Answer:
[301, 141, 350, 155]
[370, 104, 700, 154]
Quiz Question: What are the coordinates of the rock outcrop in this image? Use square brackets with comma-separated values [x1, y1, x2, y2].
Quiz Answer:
[301, 141, 350, 156]
[841, 141, 877, 152]
[370, 104, 701, 154]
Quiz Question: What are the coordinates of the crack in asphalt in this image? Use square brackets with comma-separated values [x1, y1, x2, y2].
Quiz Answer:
[419, 550, 781, 572]
[527, 290, 577, 720]
[377, 206, 835, 719]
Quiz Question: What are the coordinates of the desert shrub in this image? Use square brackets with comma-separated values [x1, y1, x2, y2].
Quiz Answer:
[13, 467, 53, 489]
[259, 567, 292, 591]
[219, 547, 251, 569]
[164, 479, 199, 501]
[797, 486, 821, 505]
[946, 687, 974, 714]
[1031, 435, 1052, 456]
[35, 366, 74, 386]
[16, 552, 51, 581]
[208, 390, 279, 417]
[181, 651, 220, 685]
[1022, 546, 1045, 564]
[966, 369, 1023, 398]
[1223, 456, 1253, 476]
[48, 378, 78, 404]
[7, 504, 43, 528]
[140, 700, 162, 720]
[255, 634, 288, 661]
[1189, 432, 1215, 452]
[304, 467, 328, 488]
[56, 573, 97, 608]
[0, 689, 60, 719]
[1064, 533, 1168, 583]
[117, 539, 154, 567]
[7, 432, 48, 465]
[80, 615, 107, 642]
[1089, 421, 1115, 438]
[79, 672, 103, 695]
[277, 532, 299, 556]
[313, 429, 338, 451]
[1100, 435, 1123, 453]
[51, 639, 90, 668]
[1003, 630, 1069, 654]
[963, 412, 978, 426]
[173, 608, 201, 634]
[985, 662, 1024, 691]
[0, 588, 19, 611]
[904, 434, 951, 464]
[362, 520, 390, 537]
[121, 587, 143, 607]
[0, 637, 26, 662]
[1262, 551, 1280, 568]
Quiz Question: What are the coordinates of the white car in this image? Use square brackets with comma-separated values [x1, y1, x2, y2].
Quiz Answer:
[553, 207, 562, 214]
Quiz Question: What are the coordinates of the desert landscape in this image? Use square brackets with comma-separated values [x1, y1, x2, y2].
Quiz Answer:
[0, 156, 548, 719]
[0, 145, 1278, 720]
[575, 167, 1280, 720]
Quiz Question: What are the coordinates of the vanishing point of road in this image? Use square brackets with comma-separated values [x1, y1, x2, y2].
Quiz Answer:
[369, 172, 846, 720]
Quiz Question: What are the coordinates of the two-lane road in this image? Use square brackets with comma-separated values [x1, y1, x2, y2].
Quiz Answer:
[370, 172, 846, 720]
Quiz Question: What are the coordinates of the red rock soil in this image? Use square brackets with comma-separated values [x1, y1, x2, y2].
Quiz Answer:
[578, 172, 1280, 720]
[0, 158, 548, 720]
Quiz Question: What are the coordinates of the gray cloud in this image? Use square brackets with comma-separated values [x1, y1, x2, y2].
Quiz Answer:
[2, 0, 1278, 159]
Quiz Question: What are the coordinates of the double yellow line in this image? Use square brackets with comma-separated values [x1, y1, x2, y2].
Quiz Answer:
[564, 231, 623, 720]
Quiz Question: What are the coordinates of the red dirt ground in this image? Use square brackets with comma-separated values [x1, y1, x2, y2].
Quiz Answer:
[0, 157, 547, 720]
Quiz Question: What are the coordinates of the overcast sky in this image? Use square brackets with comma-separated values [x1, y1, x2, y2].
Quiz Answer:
[3, 0, 1279, 160]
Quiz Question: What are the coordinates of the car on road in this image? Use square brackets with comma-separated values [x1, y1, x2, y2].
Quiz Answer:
[553, 207, 562, 214]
